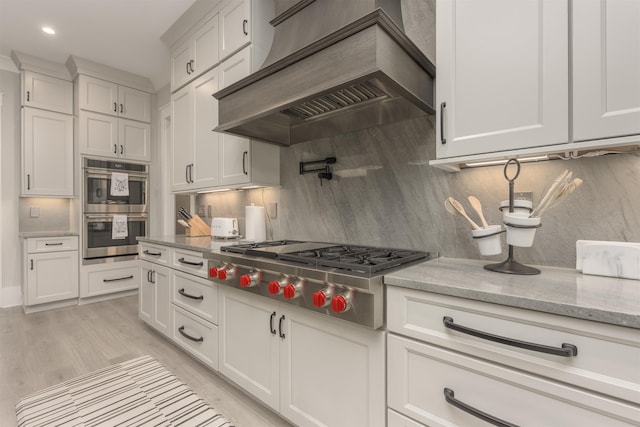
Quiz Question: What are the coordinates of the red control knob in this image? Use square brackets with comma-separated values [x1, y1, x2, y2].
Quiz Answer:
[313, 291, 327, 307]
[209, 267, 218, 278]
[268, 281, 281, 295]
[331, 295, 349, 313]
[217, 269, 227, 280]
[240, 274, 251, 287]
[283, 284, 296, 299]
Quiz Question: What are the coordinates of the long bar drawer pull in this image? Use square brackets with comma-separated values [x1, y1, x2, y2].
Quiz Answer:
[178, 326, 204, 343]
[103, 275, 134, 283]
[177, 258, 203, 267]
[143, 250, 162, 256]
[178, 288, 204, 301]
[444, 388, 519, 427]
[443, 316, 578, 357]
[45, 242, 64, 246]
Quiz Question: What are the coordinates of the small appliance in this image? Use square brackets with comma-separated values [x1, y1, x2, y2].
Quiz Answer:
[211, 218, 239, 238]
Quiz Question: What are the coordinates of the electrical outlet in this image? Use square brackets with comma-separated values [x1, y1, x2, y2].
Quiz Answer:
[514, 191, 533, 202]
[269, 202, 278, 219]
[207, 205, 212, 217]
[198, 205, 205, 216]
[30, 207, 40, 218]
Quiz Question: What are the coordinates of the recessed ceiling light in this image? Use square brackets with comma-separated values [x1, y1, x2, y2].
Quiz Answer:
[42, 27, 56, 35]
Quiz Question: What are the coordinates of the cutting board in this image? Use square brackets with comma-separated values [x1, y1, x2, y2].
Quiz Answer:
[576, 240, 640, 280]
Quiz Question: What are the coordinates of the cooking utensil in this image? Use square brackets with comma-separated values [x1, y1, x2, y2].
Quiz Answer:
[177, 219, 190, 228]
[530, 170, 570, 217]
[532, 178, 583, 218]
[179, 207, 192, 221]
[446, 197, 480, 230]
[468, 195, 489, 228]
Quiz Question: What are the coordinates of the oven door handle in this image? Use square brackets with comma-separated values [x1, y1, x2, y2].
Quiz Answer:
[85, 214, 148, 220]
[85, 170, 149, 180]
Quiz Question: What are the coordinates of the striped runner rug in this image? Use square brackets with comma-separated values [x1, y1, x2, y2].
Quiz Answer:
[15, 355, 234, 427]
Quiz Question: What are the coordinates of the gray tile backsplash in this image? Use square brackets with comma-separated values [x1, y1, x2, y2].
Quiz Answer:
[198, 115, 640, 269]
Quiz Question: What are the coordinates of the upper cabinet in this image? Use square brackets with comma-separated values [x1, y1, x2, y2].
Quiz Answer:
[435, 0, 568, 159]
[219, 0, 251, 60]
[22, 71, 73, 114]
[572, 0, 640, 141]
[171, 15, 219, 91]
[77, 75, 151, 123]
[432, 0, 640, 170]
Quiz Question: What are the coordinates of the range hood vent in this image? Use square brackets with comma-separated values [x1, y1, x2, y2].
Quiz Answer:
[214, 0, 435, 146]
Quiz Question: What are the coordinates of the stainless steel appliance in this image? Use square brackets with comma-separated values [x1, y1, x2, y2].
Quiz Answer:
[82, 158, 149, 261]
[206, 241, 433, 329]
[83, 158, 148, 213]
[83, 214, 148, 259]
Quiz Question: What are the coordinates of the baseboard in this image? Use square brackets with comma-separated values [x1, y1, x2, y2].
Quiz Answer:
[1, 286, 22, 308]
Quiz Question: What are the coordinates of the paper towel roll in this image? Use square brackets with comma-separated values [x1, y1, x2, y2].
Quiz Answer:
[245, 205, 266, 242]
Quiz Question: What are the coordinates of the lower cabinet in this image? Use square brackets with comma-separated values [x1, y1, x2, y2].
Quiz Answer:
[218, 286, 386, 427]
[23, 236, 79, 311]
[80, 260, 140, 299]
[386, 286, 640, 427]
[139, 260, 170, 336]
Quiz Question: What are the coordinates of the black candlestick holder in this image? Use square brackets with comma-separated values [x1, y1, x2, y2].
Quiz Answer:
[484, 159, 540, 275]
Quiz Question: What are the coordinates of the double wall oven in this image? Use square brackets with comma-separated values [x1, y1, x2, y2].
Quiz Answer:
[83, 158, 149, 262]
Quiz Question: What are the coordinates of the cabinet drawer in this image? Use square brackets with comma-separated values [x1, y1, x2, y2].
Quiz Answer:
[172, 248, 207, 278]
[138, 242, 171, 265]
[172, 270, 218, 324]
[27, 236, 78, 253]
[387, 286, 640, 403]
[388, 409, 425, 427]
[82, 264, 139, 298]
[388, 334, 639, 427]
[171, 304, 218, 370]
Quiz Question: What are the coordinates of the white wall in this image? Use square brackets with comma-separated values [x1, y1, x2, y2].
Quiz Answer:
[0, 62, 23, 306]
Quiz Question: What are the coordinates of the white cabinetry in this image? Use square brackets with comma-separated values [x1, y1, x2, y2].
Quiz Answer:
[435, 0, 568, 159]
[22, 108, 74, 196]
[77, 75, 151, 123]
[139, 242, 219, 369]
[139, 260, 171, 336]
[23, 236, 79, 312]
[80, 260, 139, 300]
[573, 0, 640, 141]
[171, 68, 220, 192]
[79, 111, 150, 162]
[171, 14, 219, 91]
[386, 286, 640, 426]
[219, 0, 251, 60]
[432, 0, 640, 170]
[22, 71, 73, 114]
[218, 286, 385, 427]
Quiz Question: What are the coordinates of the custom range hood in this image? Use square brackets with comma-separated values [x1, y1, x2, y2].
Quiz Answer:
[213, 0, 435, 146]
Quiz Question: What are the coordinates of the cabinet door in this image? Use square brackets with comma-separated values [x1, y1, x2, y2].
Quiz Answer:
[279, 310, 386, 427]
[193, 14, 220, 76]
[78, 75, 119, 116]
[172, 40, 195, 91]
[219, 134, 250, 186]
[22, 71, 73, 114]
[152, 264, 171, 336]
[22, 108, 74, 196]
[573, 0, 640, 141]
[118, 86, 151, 123]
[218, 287, 279, 410]
[219, 45, 251, 90]
[139, 260, 154, 325]
[26, 251, 79, 306]
[220, 0, 251, 60]
[171, 86, 195, 192]
[79, 111, 119, 158]
[436, 0, 568, 159]
[193, 69, 220, 189]
[119, 118, 151, 162]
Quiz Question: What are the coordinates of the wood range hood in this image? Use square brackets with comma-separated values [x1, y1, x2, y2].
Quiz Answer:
[213, 0, 435, 146]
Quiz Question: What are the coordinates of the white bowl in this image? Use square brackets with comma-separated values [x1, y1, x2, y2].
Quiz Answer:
[503, 212, 541, 247]
[471, 225, 503, 256]
[499, 199, 533, 214]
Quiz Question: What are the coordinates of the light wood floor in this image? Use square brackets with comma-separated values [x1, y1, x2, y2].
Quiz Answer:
[0, 295, 293, 427]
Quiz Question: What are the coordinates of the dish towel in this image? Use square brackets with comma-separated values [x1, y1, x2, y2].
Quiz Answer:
[112, 214, 128, 240]
[111, 172, 130, 196]
[15, 355, 234, 427]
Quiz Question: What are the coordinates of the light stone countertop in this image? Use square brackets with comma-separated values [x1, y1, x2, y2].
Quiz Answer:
[384, 257, 640, 329]
[19, 231, 79, 239]
[137, 235, 244, 253]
